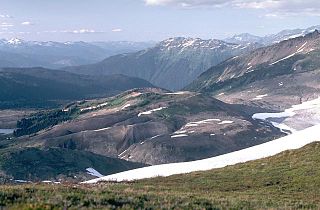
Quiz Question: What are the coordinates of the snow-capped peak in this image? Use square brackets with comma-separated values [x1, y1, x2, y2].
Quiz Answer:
[158, 37, 235, 51]
[225, 33, 263, 45]
[227, 25, 320, 46]
[7, 38, 23, 45]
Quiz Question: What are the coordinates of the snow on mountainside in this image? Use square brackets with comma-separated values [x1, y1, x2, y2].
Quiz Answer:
[253, 97, 320, 134]
[7, 38, 24, 45]
[225, 33, 263, 45]
[268, 26, 320, 44]
[187, 30, 320, 110]
[64, 37, 259, 90]
[226, 25, 320, 46]
[159, 37, 244, 51]
[84, 123, 320, 183]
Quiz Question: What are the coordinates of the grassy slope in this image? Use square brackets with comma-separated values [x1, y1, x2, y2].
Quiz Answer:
[1, 142, 320, 209]
[0, 148, 146, 181]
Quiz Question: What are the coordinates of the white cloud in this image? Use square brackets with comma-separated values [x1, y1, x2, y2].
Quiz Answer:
[145, 0, 173, 5]
[71, 29, 96, 34]
[145, 0, 228, 7]
[0, 14, 13, 18]
[112, 28, 123, 32]
[0, 31, 14, 34]
[144, 0, 320, 16]
[42, 29, 104, 34]
[21, 21, 33, 26]
[0, 22, 14, 27]
[18, 31, 31, 34]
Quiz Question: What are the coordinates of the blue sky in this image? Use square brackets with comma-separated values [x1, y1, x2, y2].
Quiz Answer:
[0, 0, 319, 42]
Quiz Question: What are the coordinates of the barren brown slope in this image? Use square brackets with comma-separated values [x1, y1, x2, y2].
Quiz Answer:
[186, 30, 320, 110]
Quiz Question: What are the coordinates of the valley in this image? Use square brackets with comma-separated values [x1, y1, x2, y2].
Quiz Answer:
[0, 10, 319, 208]
[0, 67, 154, 109]
[1, 30, 319, 182]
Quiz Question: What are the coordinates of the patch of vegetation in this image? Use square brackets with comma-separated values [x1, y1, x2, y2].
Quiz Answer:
[0, 148, 146, 181]
[109, 98, 126, 107]
[14, 108, 80, 137]
[157, 104, 190, 119]
[129, 92, 164, 110]
[156, 95, 228, 119]
[1, 142, 320, 209]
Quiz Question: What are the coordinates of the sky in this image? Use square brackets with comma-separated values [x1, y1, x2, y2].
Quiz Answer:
[0, 0, 319, 42]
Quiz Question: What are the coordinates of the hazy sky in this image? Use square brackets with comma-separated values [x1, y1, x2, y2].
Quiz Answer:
[0, 0, 319, 42]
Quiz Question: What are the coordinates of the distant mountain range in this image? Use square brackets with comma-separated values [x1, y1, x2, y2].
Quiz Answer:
[225, 25, 320, 46]
[187, 30, 320, 110]
[64, 37, 259, 90]
[0, 39, 155, 69]
[64, 26, 320, 91]
[0, 67, 154, 109]
[1, 26, 319, 92]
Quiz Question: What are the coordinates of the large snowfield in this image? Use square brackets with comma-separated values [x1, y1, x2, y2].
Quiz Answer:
[84, 124, 320, 183]
[253, 97, 320, 133]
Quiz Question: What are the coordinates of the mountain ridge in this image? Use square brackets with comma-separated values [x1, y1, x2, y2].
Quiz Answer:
[0, 39, 155, 69]
[64, 37, 259, 90]
[186, 30, 320, 110]
[226, 25, 320, 45]
[0, 67, 154, 109]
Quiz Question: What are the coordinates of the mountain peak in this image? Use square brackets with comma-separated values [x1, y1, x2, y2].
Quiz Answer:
[7, 38, 23, 45]
[307, 29, 320, 38]
[227, 25, 320, 45]
[158, 37, 234, 51]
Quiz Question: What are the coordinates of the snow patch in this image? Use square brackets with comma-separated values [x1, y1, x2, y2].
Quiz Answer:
[218, 121, 234, 125]
[121, 104, 131, 110]
[138, 107, 167, 117]
[93, 127, 110, 132]
[174, 130, 187, 134]
[165, 91, 188, 95]
[185, 119, 221, 127]
[86, 168, 104, 178]
[14, 180, 30, 183]
[270, 42, 308, 65]
[150, 135, 161, 139]
[253, 97, 320, 134]
[171, 134, 188, 138]
[80, 102, 108, 112]
[253, 94, 268, 100]
[118, 149, 129, 158]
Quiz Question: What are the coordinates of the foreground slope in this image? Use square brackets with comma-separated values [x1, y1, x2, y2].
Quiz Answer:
[64, 37, 258, 90]
[0, 145, 146, 182]
[187, 30, 320, 110]
[1, 142, 320, 209]
[0, 67, 154, 109]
